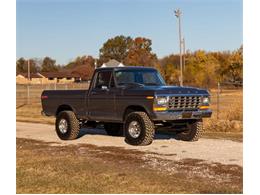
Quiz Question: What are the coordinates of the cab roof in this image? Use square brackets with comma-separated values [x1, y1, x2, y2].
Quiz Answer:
[96, 66, 157, 71]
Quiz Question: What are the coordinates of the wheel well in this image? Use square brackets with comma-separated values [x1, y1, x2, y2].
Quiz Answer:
[123, 105, 147, 121]
[56, 105, 73, 116]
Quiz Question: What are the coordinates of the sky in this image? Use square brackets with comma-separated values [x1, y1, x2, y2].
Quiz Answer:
[16, 0, 243, 65]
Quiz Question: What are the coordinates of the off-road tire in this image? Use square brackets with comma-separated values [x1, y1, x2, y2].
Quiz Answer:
[175, 119, 203, 141]
[104, 123, 123, 136]
[55, 111, 80, 140]
[124, 111, 155, 146]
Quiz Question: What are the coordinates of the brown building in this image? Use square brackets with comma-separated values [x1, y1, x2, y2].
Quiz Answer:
[39, 72, 81, 84]
[16, 73, 44, 84]
[16, 72, 81, 84]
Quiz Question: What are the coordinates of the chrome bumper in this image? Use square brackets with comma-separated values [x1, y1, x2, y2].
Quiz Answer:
[153, 109, 212, 121]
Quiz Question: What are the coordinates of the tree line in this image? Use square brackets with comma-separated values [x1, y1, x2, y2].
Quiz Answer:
[16, 35, 243, 87]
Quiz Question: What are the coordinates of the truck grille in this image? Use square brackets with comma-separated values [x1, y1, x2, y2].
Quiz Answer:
[168, 96, 202, 110]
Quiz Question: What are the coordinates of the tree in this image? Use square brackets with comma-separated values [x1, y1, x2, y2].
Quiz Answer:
[71, 65, 94, 81]
[16, 58, 40, 74]
[64, 55, 95, 81]
[215, 46, 243, 84]
[16, 57, 27, 74]
[226, 47, 243, 82]
[163, 64, 180, 85]
[41, 57, 58, 72]
[124, 37, 158, 66]
[66, 55, 95, 69]
[99, 35, 132, 64]
[184, 50, 219, 87]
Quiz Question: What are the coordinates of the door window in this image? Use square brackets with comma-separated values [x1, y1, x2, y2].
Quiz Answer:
[94, 71, 112, 89]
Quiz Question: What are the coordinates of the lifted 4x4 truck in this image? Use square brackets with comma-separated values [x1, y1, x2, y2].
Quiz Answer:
[41, 66, 212, 146]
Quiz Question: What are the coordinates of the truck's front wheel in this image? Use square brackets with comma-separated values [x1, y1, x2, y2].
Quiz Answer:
[175, 119, 203, 141]
[55, 111, 80, 140]
[124, 112, 155, 146]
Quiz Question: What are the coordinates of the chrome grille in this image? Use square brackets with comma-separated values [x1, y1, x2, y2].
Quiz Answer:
[168, 96, 202, 110]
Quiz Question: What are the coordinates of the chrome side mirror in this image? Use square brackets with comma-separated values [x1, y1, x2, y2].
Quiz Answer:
[101, 85, 108, 90]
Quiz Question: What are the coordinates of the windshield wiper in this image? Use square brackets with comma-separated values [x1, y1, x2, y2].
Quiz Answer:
[145, 82, 160, 86]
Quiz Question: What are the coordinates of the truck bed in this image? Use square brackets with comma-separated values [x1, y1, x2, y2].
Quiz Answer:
[41, 90, 88, 117]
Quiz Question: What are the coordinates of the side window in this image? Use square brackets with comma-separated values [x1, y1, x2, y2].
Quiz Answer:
[94, 71, 111, 89]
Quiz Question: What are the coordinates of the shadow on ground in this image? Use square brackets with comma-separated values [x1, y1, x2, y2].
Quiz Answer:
[78, 126, 177, 140]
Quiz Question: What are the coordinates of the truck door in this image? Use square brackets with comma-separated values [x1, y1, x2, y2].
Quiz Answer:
[88, 70, 117, 121]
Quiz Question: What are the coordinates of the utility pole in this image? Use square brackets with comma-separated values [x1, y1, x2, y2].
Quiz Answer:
[27, 59, 30, 104]
[183, 38, 185, 71]
[27, 59, 30, 81]
[174, 9, 183, 86]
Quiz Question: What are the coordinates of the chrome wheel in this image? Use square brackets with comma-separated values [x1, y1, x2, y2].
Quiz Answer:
[128, 121, 141, 138]
[59, 119, 68, 134]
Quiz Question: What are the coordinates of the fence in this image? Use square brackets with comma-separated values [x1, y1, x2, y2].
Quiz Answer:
[16, 83, 242, 121]
[16, 83, 90, 106]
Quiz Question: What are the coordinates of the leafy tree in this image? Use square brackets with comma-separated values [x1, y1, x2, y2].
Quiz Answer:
[41, 57, 58, 72]
[64, 55, 95, 81]
[71, 65, 94, 81]
[16, 57, 27, 74]
[184, 50, 219, 87]
[159, 54, 179, 69]
[124, 37, 158, 66]
[16, 58, 40, 74]
[66, 55, 95, 69]
[214, 46, 243, 84]
[163, 64, 180, 85]
[99, 35, 132, 64]
[226, 47, 243, 82]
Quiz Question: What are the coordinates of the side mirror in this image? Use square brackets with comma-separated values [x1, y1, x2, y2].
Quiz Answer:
[101, 85, 108, 90]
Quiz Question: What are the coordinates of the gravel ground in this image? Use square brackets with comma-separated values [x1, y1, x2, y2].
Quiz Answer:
[16, 121, 243, 166]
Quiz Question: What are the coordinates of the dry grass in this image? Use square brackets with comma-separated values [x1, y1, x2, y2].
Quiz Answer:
[208, 89, 243, 120]
[16, 103, 54, 124]
[17, 138, 242, 193]
[204, 89, 243, 133]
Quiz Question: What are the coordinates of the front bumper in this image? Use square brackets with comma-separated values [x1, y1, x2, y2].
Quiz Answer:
[152, 109, 212, 121]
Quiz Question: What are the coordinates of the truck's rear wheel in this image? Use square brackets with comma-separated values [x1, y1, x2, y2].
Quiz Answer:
[124, 111, 155, 146]
[55, 111, 80, 140]
[104, 123, 123, 136]
[175, 120, 203, 141]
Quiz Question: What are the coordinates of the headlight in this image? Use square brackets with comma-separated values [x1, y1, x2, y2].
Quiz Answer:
[156, 96, 168, 105]
[202, 97, 210, 104]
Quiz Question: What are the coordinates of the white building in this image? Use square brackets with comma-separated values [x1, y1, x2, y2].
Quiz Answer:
[101, 59, 125, 68]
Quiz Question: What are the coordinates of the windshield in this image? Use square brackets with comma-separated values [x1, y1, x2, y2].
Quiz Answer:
[115, 69, 166, 86]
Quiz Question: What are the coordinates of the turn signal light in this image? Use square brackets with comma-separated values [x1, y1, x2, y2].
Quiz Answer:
[153, 107, 167, 111]
[199, 105, 209, 110]
[146, 96, 154, 99]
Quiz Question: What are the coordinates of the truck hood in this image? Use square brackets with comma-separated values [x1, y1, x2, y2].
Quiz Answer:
[148, 85, 209, 96]
[123, 85, 209, 96]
